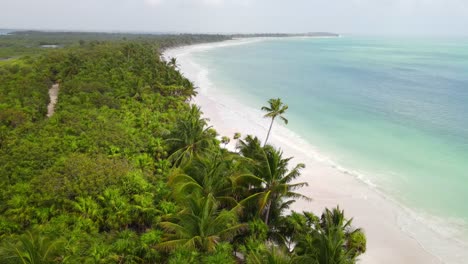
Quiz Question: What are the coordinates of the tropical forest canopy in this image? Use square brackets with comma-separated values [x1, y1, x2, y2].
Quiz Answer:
[0, 31, 366, 263]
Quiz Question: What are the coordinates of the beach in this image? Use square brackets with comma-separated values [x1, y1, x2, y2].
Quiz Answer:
[163, 39, 458, 263]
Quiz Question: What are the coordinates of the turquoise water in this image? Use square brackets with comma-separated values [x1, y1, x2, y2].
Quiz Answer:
[191, 37, 468, 231]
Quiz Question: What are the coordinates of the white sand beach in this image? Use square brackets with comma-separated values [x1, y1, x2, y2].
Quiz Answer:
[164, 39, 454, 264]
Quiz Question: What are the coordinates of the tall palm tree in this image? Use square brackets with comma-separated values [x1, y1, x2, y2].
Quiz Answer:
[158, 194, 246, 253]
[238, 137, 310, 225]
[259, 146, 309, 226]
[261, 98, 288, 146]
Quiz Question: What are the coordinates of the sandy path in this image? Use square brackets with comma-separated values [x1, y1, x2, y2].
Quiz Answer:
[47, 84, 59, 117]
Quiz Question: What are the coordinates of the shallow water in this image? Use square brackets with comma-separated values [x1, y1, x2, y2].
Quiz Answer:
[189, 36, 468, 250]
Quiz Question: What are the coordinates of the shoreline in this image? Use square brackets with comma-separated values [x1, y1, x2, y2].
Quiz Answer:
[163, 39, 456, 263]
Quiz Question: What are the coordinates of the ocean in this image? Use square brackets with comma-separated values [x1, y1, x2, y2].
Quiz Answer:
[0, 29, 13, 35]
[186, 36, 468, 260]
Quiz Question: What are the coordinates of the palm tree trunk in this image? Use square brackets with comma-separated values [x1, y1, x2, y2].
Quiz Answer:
[264, 200, 272, 226]
[264, 118, 275, 147]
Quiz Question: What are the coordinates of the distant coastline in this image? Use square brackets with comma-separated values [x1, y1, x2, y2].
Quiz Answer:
[231, 32, 340, 38]
[0, 29, 13, 35]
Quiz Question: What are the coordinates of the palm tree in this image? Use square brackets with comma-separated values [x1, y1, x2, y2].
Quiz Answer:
[158, 194, 246, 253]
[0, 231, 63, 264]
[259, 146, 309, 226]
[261, 98, 288, 146]
[168, 57, 179, 69]
[233, 132, 242, 140]
[293, 207, 366, 264]
[169, 151, 236, 206]
[166, 105, 216, 167]
[221, 136, 230, 148]
[246, 244, 293, 264]
[4, 194, 34, 227]
[319, 207, 366, 260]
[169, 149, 261, 209]
[70, 196, 102, 222]
[112, 230, 140, 263]
[274, 211, 311, 251]
[238, 137, 310, 225]
[97, 188, 131, 230]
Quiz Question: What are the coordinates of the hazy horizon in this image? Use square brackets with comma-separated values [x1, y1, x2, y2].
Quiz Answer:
[1, 0, 468, 36]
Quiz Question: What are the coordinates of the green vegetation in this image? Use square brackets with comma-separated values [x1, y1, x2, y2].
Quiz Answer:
[0, 31, 365, 263]
[0, 31, 231, 58]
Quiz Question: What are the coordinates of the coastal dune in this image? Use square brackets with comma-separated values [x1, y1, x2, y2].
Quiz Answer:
[164, 40, 448, 264]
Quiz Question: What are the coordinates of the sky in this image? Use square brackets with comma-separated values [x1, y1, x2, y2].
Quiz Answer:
[1, 0, 468, 35]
